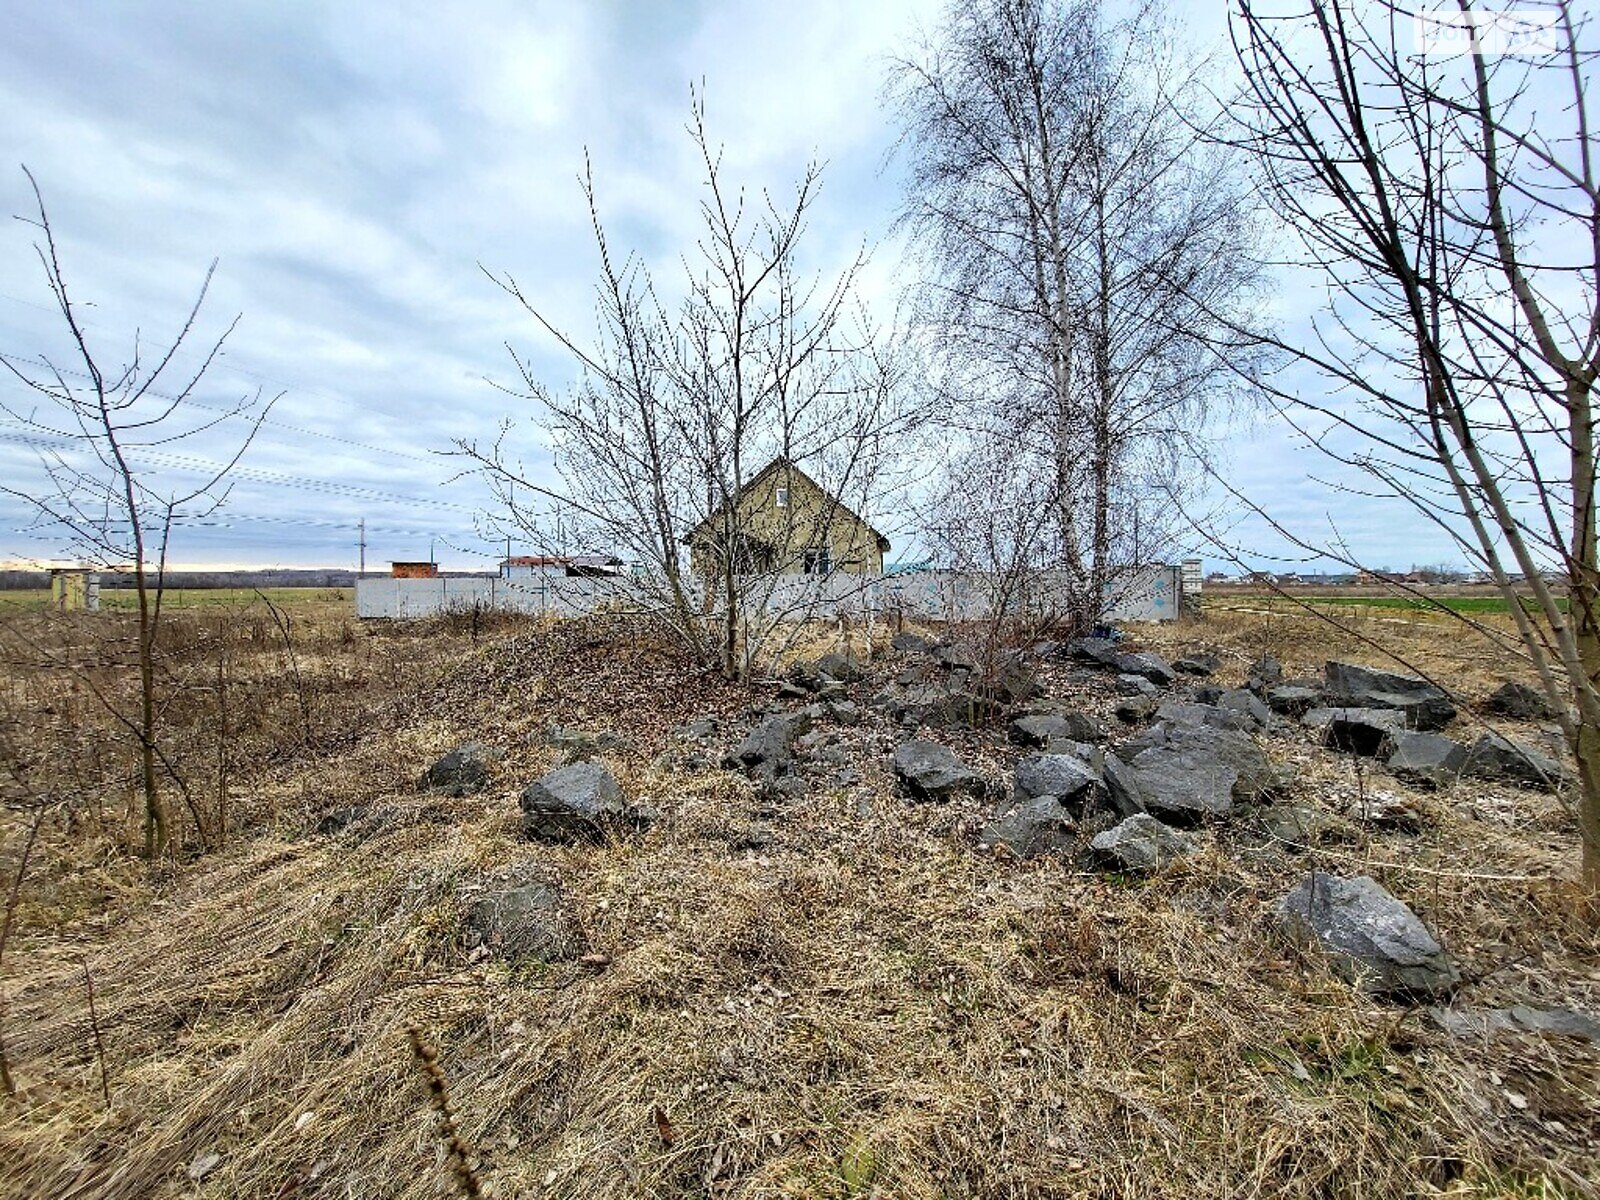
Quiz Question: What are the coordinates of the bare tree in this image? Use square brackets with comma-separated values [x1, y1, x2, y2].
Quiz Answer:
[889, 0, 1261, 630]
[1225, 0, 1600, 888]
[457, 97, 914, 680]
[0, 168, 274, 856]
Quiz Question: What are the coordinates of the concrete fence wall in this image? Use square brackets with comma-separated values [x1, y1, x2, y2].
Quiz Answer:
[355, 566, 1183, 623]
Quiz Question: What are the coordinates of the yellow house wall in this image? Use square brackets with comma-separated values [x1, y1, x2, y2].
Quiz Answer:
[689, 467, 884, 576]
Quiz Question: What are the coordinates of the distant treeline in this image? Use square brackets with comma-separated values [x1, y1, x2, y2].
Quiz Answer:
[0, 568, 368, 590]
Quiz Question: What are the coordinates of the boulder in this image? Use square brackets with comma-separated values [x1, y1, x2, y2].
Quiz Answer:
[824, 699, 862, 726]
[933, 643, 980, 673]
[1275, 872, 1459, 997]
[1115, 695, 1160, 724]
[1105, 724, 1283, 823]
[1009, 711, 1103, 748]
[893, 740, 984, 803]
[1462, 731, 1570, 792]
[891, 631, 935, 654]
[1152, 700, 1257, 733]
[316, 804, 399, 838]
[464, 878, 581, 963]
[1254, 804, 1348, 847]
[1323, 661, 1456, 731]
[1217, 689, 1272, 729]
[419, 742, 496, 796]
[817, 650, 866, 683]
[723, 712, 814, 780]
[1247, 653, 1284, 694]
[1113, 651, 1176, 687]
[520, 762, 629, 842]
[1117, 673, 1159, 697]
[1088, 813, 1198, 873]
[1303, 707, 1407, 756]
[1430, 1005, 1600, 1046]
[1013, 752, 1105, 815]
[1485, 680, 1561, 721]
[1173, 652, 1220, 677]
[1266, 683, 1323, 717]
[1385, 732, 1467, 788]
[1068, 637, 1123, 668]
[978, 795, 1077, 858]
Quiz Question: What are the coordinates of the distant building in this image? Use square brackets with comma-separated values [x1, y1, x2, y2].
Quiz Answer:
[499, 555, 623, 579]
[682, 458, 889, 577]
[390, 561, 438, 579]
[49, 567, 100, 612]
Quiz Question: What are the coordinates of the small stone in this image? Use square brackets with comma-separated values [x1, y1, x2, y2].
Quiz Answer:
[979, 796, 1077, 858]
[187, 1153, 222, 1182]
[418, 742, 497, 796]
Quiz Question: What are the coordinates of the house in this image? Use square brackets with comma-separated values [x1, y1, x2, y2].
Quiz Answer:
[683, 458, 890, 577]
[500, 555, 623, 580]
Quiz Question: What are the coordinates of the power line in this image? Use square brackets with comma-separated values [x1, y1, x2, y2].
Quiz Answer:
[0, 347, 447, 466]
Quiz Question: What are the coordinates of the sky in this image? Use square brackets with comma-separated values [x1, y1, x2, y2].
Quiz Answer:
[0, 0, 1481, 574]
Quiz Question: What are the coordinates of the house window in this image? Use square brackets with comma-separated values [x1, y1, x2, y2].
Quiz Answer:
[803, 546, 833, 576]
[775, 486, 789, 508]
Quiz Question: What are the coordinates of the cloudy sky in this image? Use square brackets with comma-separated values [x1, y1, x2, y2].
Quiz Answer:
[0, 0, 1462, 574]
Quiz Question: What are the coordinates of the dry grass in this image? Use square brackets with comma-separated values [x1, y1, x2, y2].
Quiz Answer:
[0, 607, 1597, 1198]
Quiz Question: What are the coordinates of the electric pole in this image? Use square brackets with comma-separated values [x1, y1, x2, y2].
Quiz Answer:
[358, 517, 366, 575]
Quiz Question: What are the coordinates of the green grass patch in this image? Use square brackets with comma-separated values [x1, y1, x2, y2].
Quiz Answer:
[1217, 592, 1564, 616]
[0, 586, 350, 612]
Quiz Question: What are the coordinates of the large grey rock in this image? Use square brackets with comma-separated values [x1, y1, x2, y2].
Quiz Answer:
[1385, 732, 1467, 788]
[1114, 695, 1160, 724]
[979, 796, 1078, 858]
[893, 739, 983, 803]
[1117, 673, 1159, 697]
[1254, 804, 1349, 848]
[464, 879, 581, 963]
[1153, 700, 1255, 733]
[1009, 711, 1103, 748]
[1088, 814, 1197, 873]
[1430, 1004, 1600, 1046]
[1113, 651, 1176, 687]
[1108, 724, 1283, 823]
[891, 631, 935, 654]
[723, 711, 814, 779]
[1068, 637, 1123, 668]
[1303, 707, 1407, 756]
[1173, 652, 1220, 677]
[1266, 683, 1323, 717]
[419, 742, 496, 796]
[1276, 872, 1459, 997]
[1324, 661, 1456, 731]
[816, 650, 866, 683]
[1013, 752, 1104, 814]
[1485, 680, 1561, 721]
[1463, 731, 1570, 792]
[519, 762, 628, 842]
[1217, 688, 1272, 729]
[1247, 653, 1284, 694]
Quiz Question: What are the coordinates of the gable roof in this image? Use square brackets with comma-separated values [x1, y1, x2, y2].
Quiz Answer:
[682, 457, 891, 553]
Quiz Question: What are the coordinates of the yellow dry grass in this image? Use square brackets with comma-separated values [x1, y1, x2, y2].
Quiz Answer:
[0, 609, 1597, 1198]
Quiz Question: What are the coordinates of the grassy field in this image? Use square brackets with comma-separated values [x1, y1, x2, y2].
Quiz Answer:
[1208, 586, 1566, 617]
[0, 586, 351, 612]
[1, 600, 1596, 1198]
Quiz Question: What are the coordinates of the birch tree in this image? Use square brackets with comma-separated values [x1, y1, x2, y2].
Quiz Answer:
[890, 0, 1259, 628]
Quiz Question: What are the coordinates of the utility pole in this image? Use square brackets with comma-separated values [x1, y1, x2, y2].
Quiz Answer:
[358, 517, 366, 576]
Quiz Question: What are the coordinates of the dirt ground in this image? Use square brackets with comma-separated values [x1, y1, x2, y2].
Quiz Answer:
[0, 596, 1596, 1199]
